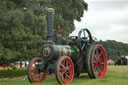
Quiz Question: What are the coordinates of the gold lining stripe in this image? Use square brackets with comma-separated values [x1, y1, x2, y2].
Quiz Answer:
[63, 48, 68, 56]
[69, 48, 71, 57]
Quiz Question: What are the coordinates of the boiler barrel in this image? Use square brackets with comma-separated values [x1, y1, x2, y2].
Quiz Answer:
[40, 44, 80, 61]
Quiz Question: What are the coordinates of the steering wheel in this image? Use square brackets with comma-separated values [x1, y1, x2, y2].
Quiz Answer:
[78, 28, 92, 55]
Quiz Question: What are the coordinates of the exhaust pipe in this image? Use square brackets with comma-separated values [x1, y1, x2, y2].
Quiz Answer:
[46, 8, 55, 42]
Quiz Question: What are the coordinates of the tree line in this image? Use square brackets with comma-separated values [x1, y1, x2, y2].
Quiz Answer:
[99, 40, 128, 61]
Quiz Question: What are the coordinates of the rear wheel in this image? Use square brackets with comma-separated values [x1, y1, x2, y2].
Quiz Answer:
[55, 56, 74, 84]
[86, 45, 94, 78]
[27, 57, 47, 83]
[87, 44, 107, 79]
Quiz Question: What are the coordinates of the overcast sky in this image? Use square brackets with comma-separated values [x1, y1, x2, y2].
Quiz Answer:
[70, 0, 128, 43]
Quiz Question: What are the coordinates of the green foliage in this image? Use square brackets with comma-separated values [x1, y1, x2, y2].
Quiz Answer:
[0, 43, 4, 56]
[0, 0, 87, 64]
[0, 0, 47, 62]
[99, 40, 128, 61]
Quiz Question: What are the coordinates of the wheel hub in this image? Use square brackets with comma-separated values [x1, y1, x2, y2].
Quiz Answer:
[98, 59, 101, 65]
[66, 67, 70, 73]
[61, 67, 66, 73]
[61, 67, 70, 73]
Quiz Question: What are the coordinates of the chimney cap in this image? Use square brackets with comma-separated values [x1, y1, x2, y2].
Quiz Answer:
[47, 8, 55, 12]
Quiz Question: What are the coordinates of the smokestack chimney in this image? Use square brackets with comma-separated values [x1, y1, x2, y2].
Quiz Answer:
[46, 8, 55, 42]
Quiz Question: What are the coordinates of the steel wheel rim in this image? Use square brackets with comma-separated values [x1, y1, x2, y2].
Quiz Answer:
[92, 46, 107, 79]
[30, 58, 46, 83]
[58, 57, 74, 84]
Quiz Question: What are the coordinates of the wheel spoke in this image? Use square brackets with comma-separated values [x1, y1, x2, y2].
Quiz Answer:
[65, 72, 71, 80]
[93, 66, 97, 72]
[99, 52, 103, 57]
[61, 64, 66, 68]
[32, 74, 39, 79]
[83, 30, 86, 38]
[81, 43, 85, 50]
[64, 72, 68, 79]
[99, 52, 103, 60]
[96, 49, 99, 57]
[61, 72, 65, 80]
[66, 62, 68, 67]
[98, 67, 101, 73]
[94, 55, 97, 60]
[98, 67, 103, 75]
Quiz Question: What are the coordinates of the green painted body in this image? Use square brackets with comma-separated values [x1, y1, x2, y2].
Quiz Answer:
[41, 44, 80, 61]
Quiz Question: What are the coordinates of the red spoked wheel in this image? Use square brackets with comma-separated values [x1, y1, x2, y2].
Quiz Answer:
[27, 57, 46, 83]
[55, 56, 74, 84]
[87, 44, 107, 79]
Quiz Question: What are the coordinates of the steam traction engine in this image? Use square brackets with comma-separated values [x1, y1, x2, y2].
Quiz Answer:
[27, 8, 107, 84]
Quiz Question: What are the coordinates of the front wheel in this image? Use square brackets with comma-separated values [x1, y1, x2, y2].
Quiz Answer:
[55, 56, 74, 84]
[27, 57, 47, 83]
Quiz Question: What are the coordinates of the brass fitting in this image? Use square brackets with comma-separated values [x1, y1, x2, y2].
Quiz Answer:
[47, 8, 55, 12]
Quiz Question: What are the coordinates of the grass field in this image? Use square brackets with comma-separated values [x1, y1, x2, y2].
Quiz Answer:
[0, 69, 26, 78]
[0, 66, 128, 85]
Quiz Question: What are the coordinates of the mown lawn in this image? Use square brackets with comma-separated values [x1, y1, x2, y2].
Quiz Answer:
[0, 69, 26, 78]
[0, 66, 128, 85]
